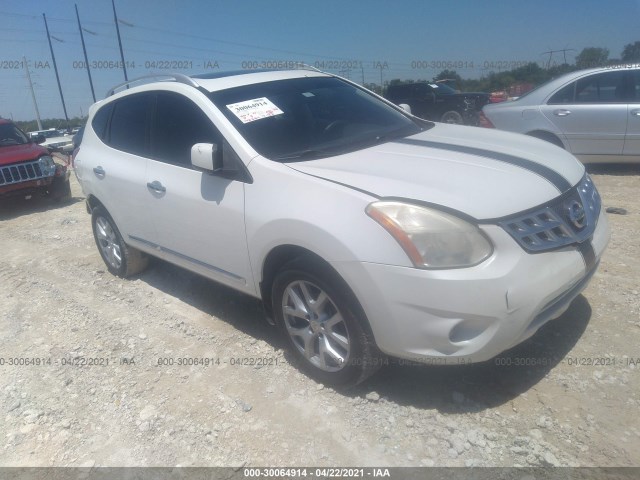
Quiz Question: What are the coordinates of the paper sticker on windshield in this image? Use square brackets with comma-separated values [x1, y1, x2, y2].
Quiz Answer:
[429, 83, 439, 88]
[226, 97, 284, 124]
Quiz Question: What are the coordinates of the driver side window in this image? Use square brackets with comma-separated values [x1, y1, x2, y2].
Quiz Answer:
[151, 92, 220, 166]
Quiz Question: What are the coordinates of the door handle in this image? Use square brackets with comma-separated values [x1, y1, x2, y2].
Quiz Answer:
[146, 180, 166, 194]
[553, 109, 571, 117]
[631, 109, 640, 117]
[93, 166, 105, 178]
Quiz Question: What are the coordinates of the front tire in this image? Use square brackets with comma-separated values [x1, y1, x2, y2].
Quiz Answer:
[50, 175, 72, 203]
[272, 257, 382, 387]
[91, 206, 149, 277]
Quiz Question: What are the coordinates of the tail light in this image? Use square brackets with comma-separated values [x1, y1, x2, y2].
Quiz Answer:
[478, 111, 495, 128]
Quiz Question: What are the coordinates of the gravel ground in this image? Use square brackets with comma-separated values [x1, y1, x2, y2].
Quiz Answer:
[0, 166, 638, 468]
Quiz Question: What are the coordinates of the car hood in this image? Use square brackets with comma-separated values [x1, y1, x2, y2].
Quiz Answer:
[42, 136, 72, 145]
[0, 143, 49, 166]
[287, 124, 585, 220]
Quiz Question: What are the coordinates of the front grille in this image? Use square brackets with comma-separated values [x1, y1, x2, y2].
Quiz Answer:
[0, 160, 48, 186]
[499, 174, 601, 253]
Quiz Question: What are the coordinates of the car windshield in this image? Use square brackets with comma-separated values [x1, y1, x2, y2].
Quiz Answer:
[433, 83, 457, 95]
[208, 76, 425, 161]
[0, 123, 30, 146]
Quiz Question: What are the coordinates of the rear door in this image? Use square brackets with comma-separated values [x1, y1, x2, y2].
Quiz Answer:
[81, 93, 157, 245]
[541, 70, 629, 156]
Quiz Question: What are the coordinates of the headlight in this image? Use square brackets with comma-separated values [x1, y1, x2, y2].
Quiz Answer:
[38, 155, 57, 176]
[366, 201, 493, 269]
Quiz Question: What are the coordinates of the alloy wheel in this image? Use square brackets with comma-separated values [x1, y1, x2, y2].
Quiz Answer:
[281, 280, 351, 372]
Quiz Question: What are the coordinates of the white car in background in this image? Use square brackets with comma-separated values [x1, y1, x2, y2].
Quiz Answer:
[28, 128, 74, 154]
[75, 69, 609, 386]
[481, 65, 640, 163]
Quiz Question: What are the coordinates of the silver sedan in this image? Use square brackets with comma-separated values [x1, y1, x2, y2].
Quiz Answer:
[481, 65, 640, 163]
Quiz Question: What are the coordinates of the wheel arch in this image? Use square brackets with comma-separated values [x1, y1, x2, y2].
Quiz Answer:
[526, 129, 566, 149]
[86, 193, 105, 214]
[259, 244, 375, 338]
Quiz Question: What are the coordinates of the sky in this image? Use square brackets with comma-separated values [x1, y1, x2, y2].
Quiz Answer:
[1, 0, 639, 123]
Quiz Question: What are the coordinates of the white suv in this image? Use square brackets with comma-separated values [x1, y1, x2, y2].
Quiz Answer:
[75, 69, 609, 386]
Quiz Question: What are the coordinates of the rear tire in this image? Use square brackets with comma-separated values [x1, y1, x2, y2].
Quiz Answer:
[440, 110, 464, 124]
[271, 256, 383, 387]
[91, 206, 149, 278]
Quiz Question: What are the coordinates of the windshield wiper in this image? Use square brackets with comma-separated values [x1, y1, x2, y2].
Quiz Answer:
[274, 149, 332, 161]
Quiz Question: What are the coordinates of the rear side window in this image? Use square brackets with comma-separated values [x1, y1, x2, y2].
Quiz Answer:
[91, 103, 112, 141]
[108, 93, 153, 156]
[548, 82, 575, 104]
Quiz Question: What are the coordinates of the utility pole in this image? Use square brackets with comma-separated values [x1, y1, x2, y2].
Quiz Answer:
[560, 48, 575, 65]
[43, 13, 70, 130]
[75, 4, 96, 102]
[112, 0, 128, 81]
[24, 56, 42, 130]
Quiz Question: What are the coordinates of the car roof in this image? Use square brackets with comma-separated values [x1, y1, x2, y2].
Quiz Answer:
[105, 68, 331, 99]
[547, 65, 639, 85]
[195, 69, 330, 92]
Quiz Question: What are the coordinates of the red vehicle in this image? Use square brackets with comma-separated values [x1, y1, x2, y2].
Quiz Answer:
[0, 118, 71, 200]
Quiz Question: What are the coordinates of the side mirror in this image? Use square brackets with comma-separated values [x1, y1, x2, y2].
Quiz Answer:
[398, 103, 412, 114]
[191, 143, 222, 173]
[34, 134, 46, 144]
[190, 141, 253, 183]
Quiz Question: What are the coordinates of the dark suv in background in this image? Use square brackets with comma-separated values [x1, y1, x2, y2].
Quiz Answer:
[0, 119, 71, 201]
[385, 82, 490, 125]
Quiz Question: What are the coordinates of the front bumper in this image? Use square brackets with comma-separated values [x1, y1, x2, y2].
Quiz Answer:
[0, 177, 54, 198]
[334, 209, 610, 363]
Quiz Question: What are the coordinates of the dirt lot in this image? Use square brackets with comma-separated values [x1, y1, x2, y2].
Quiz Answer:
[0, 166, 639, 468]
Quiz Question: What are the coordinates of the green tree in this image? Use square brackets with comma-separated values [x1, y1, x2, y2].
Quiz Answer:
[575, 47, 609, 69]
[433, 69, 462, 83]
[621, 41, 640, 62]
[387, 78, 414, 86]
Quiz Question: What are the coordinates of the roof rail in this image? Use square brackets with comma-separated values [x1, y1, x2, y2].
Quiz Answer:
[293, 63, 322, 73]
[105, 73, 200, 97]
